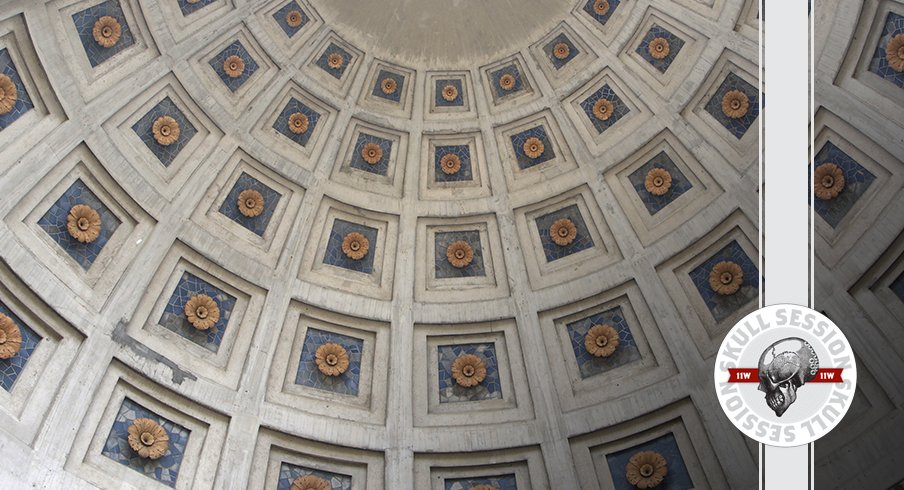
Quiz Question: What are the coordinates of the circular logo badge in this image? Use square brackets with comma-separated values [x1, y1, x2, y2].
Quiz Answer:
[713, 304, 857, 447]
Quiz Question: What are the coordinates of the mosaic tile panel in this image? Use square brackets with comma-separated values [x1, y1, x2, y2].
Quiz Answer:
[543, 33, 580, 70]
[371, 69, 405, 103]
[868, 12, 904, 88]
[0, 301, 41, 392]
[704, 72, 761, 139]
[889, 270, 904, 303]
[583, 0, 622, 25]
[315, 43, 352, 79]
[349, 133, 392, 176]
[510, 125, 555, 169]
[72, 0, 136, 67]
[688, 240, 758, 322]
[433, 144, 473, 183]
[605, 433, 693, 490]
[131, 96, 198, 167]
[579, 84, 631, 134]
[565, 306, 641, 379]
[294, 327, 363, 396]
[272, 1, 310, 38]
[627, 151, 693, 215]
[0, 48, 34, 131]
[208, 40, 259, 93]
[273, 97, 321, 147]
[158, 272, 237, 353]
[277, 462, 352, 490]
[177, 0, 216, 16]
[433, 230, 485, 279]
[535, 204, 594, 262]
[635, 24, 685, 73]
[101, 398, 190, 488]
[437, 342, 502, 403]
[217, 172, 282, 236]
[322, 219, 378, 274]
[812, 142, 877, 228]
[434, 78, 464, 107]
[489, 64, 525, 100]
[37, 179, 122, 270]
[444, 474, 517, 490]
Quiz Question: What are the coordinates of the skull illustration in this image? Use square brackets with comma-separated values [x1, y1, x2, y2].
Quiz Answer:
[757, 338, 819, 417]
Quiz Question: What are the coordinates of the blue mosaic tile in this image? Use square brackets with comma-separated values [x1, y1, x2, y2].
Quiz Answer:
[434, 78, 464, 107]
[71, 0, 135, 67]
[131, 97, 198, 167]
[445, 474, 517, 490]
[579, 84, 630, 134]
[315, 43, 352, 79]
[0, 48, 34, 131]
[889, 270, 904, 303]
[177, 0, 216, 16]
[606, 433, 693, 490]
[635, 24, 685, 73]
[510, 125, 555, 169]
[323, 219, 378, 274]
[703, 72, 761, 139]
[565, 306, 640, 379]
[489, 64, 526, 100]
[434, 230, 485, 279]
[294, 327, 363, 396]
[627, 151, 693, 215]
[37, 179, 121, 271]
[371, 70, 405, 103]
[868, 12, 904, 88]
[277, 462, 352, 490]
[158, 272, 237, 353]
[273, 97, 321, 147]
[0, 301, 41, 392]
[535, 204, 594, 262]
[349, 133, 393, 176]
[101, 398, 190, 488]
[217, 172, 282, 237]
[544, 33, 580, 70]
[272, 1, 310, 38]
[433, 144, 473, 183]
[437, 342, 502, 403]
[689, 240, 759, 322]
[583, 0, 621, 25]
[812, 141, 876, 228]
[208, 40, 259, 93]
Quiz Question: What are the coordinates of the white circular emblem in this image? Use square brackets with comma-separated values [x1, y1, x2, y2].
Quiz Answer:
[713, 304, 857, 447]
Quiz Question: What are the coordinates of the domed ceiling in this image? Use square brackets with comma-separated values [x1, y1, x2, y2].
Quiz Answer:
[0, 0, 900, 488]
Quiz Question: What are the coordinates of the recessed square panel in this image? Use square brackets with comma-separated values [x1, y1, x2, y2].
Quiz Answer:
[272, 0, 310, 38]
[217, 172, 282, 237]
[627, 152, 694, 216]
[434, 230, 485, 279]
[71, 0, 136, 67]
[131, 96, 198, 168]
[868, 12, 904, 87]
[177, 0, 216, 16]
[635, 24, 685, 73]
[510, 125, 556, 169]
[578, 84, 630, 134]
[0, 301, 41, 392]
[294, 327, 364, 396]
[323, 219, 379, 275]
[812, 141, 876, 228]
[703, 72, 760, 139]
[437, 342, 502, 404]
[158, 271, 237, 353]
[688, 240, 759, 323]
[208, 40, 259, 92]
[535, 204, 594, 262]
[0, 48, 35, 131]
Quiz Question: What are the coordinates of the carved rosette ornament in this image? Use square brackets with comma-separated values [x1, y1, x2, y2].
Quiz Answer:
[0, 313, 23, 360]
[451, 353, 487, 387]
[127, 418, 169, 460]
[709, 261, 744, 296]
[342, 232, 369, 260]
[523, 137, 545, 159]
[66, 204, 102, 243]
[380, 77, 398, 95]
[553, 42, 571, 60]
[592, 98, 615, 121]
[92, 16, 122, 48]
[549, 218, 577, 246]
[644, 168, 673, 196]
[886, 34, 904, 72]
[237, 189, 264, 218]
[498, 73, 516, 91]
[288, 112, 309, 134]
[446, 240, 474, 268]
[285, 10, 304, 28]
[721, 90, 749, 119]
[184, 294, 220, 330]
[361, 142, 383, 164]
[291, 475, 330, 490]
[0, 74, 17, 115]
[584, 324, 619, 358]
[441, 84, 459, 102]
[648, 37, 670, 60]
[224, 55, 245, 78]
[439, 153, 462, 175]
[626, 451, 668, 489]
[152, 116, 181, 146]
[814, 163, 845, 200]
[315, 342, 350, 376]
[593, 0, 610, 16]
[327, 52, 344, 70]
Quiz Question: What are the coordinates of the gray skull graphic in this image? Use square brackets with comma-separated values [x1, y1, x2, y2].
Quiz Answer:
[757, 338, 819, 417]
